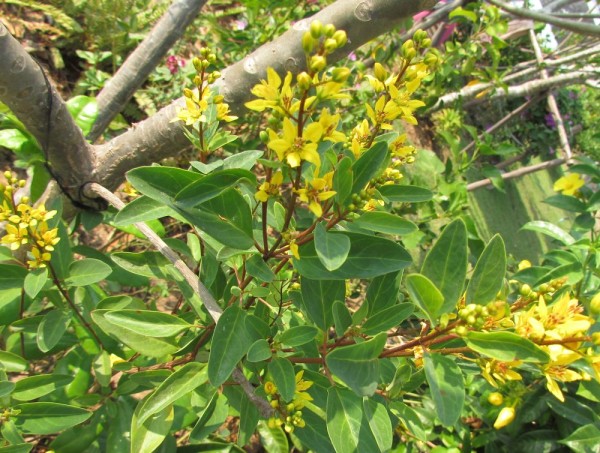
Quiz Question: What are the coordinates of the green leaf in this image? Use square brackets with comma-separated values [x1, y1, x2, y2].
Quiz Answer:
[378, 184, 433, 203]
[113, 196, 175, 226]
[332, 301, 353, 337]
[92, 310, 180, 358]
[110, 251, 171, 278]
[0, 444, 32, 453]
[0, 351, 28, 372]
[465, 235, 506, 306]
[296, 232, 411, 280]
[0, 265, 27, 290]
[208, 304, 252, 386]
[268, 358, 296, 402]
[66, 96, 98, 136]
[0, 129, 33, 153]
[138, 362, 207, 424]
[334, 157, 353, 205]
[102, 310, 192, 338]
[465, 331, 549, 363]
[24, 268, 48, 299]
[190, 392, 228, 442]
[13, 403, 92, 435]
[48, 412, 102, 453]
[366, 272, 401, 316]
[12, 374, 73, 401]
[421, 219, 467, 313]
[127, 166, 202, 203]
[245, 255, 275, 283]
[351, 141, 388, 193]
[363, 398, 392, 452]
[354, 212, 417, 235]
[0, 381, 15, 398]
[326, 332, 386, 396]
[300, 278, 345, 331]
[544, 194, 587, 213]
[223, 150, 263, 170]
[257, 421, 289, 453]
[326, 387, 380, 453]
[423, 353, 464, 426]
[278, 326, 318, 347]
[449, 6, 477, 22]
[131, 403, 174, 453]
[174, 169, 256, 207]
[65, 258, 112, 287]
[238, 393, 260, 447]
[37, 310, 71, 353]
[361, 303, 413, 335]
[93, 351, 112, 388]
[405, 274, 444, 324]
[176, 189, 254, 249]
[314, 223, 351, 271]
[521, 221, 575, 245]
[247, 339, 272, 362]
[559, 424, 600, 451]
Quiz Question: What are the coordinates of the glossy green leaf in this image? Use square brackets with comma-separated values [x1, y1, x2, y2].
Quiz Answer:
[127, 166, 202, 203]
[534, 262, 582, 287]
[326, 387, 380, 453]
[138, 362, 207, 424]
[48, 412, 102, 453]
[296, 232, 411, 280]
[12, 374, 73, 401]
[378, 185, 433, 203]
[13, 403, 92, 435]
[278, 325, 318, 347]
[174, 169, 256, 207]
[0, 443, 32, 453]
[405, 274, 444, 324]
[389, 401, 427, 441]
[223, 149, 263, 170]
[190, 392, 228, 442]
[208, 304, 252, 386]
[465, 235, 506, 306]
[245, 255, 275, 283]
[247, 339, 272, 362]
[0, 351, 28, 372]
[363, 398, 392, 452]
[238, 393, 260, 447]
[314, 223, 351, 271]
[421, 219, 467, 313]
[465, 331, 549, 363]
[131, 403, 174, 453]
[366, 272, 401, 316]
[361, 303, 413, 335]
[334, 157, 353, 205]
[559, 424, 600, 451]
[257, 421, 289, 453]
[103, 310, 192, 338]
[521, 221, 575, 245]
[353, 212, 417, 235]
[65, 258, 112, 287]
[0, 381, 15, 398]
[351, 141, 388, 193]
[23, 268, 48, 299]
[332, 301, 353, 337]
[37, 310, 71, 353]
[326, 332, 386, 396]
[175, 189, 254, 249]
[449, 6, 477, 21]
[268, 358, 296, 402]
[423, 353, 464, 426]
[113, 196, 175, 226]
[93, 351, 112, 388]
[92, 310, 180, 358]
[110, 251, 171, 278]
[66, 95, 98, 136]
[300, 278, 344, 331]
[0, 265, 27, 290]
[543, 194, 586, 212]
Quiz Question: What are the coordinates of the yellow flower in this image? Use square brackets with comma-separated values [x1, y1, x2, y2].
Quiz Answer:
[388, 84, 425, 125]
[553, 173, 584, 196]
[317, 108, 346, 143]
[255, 171, 284, 202]
[349, 119, 371, 158]
[390, 134, 416, 161]
[289, 240, 300, 260]
[245, 68, 295, 114]
[267, 118, 323, 168]
[480, 358, 523, 388]
[292, 371, 314, 409]
[176, 87, 210, 125]
[264, 381, 278, 395]
[493, 406, 515, 429]
[295, 171, 336, 217]
[216, 103, 237, 122]
[366, 96, 403, 130]
[544, 365, 583, 402]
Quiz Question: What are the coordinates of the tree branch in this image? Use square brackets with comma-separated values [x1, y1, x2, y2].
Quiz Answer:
[88, 0, 208, 141]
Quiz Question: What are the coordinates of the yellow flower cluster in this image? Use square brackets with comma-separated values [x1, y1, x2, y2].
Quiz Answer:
[0, 172, 59, 269]
[265, 370, 314, 433]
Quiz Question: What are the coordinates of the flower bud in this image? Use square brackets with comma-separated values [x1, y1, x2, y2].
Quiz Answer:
[488, 392, 504, 406]
[519, 284, 532, 296]
[374, 62, 387, 82]
[207, 53, 217, 64]
[192, 57, 202, 72]
[20, 196, 29, 204]
[200, 47, 210, 57]
[213, 94, 224, 104]
[259, 131, 269, 143]
[4, 171, 12, 180]
[401, 40, 415, 58]
[413, 29, 427, 43]
[193, 76, 202, 87]
[332, 67, 350, 83]
[310, 20, 323, 39]
[324, 38, 338, 53]
[211, 70, 221, 80]
[493, 406, 515, 429]
[421, 38, 432, 48]
[183, 88, 194, 98]
[333, 30, 347, 47]
[297, 71, 312, 90]
[310, 55, 327, 72]
[302, 32, 315, 53]
[323, 24, 336, 37]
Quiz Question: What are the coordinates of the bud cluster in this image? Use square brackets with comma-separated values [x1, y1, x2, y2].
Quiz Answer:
[302, 20, 348, 75]
[264, 381, 306, 433]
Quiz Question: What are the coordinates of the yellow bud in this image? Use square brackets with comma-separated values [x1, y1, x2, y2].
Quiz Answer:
[493, 407, 515, 429]
[192, 57, 202, 72]
[323, 24, 336, 37]
[310, 20, 323, 39]
[20, 196, 29, 204]
[373, 62, 387, 82]
[183, 88, 194, 98]
[302, 32, 315, 53]
[332, 30, 347, 47]
[401, 40, 415, 59]
[213, 94, 224, 104]
[421, 38, 432, 48]
[518, 260, 532, 271]
[413, 29, 427, 43]
[200, 47, 210, 57]
[310, 55, 327, 72]
[424, 51, 438, 66]
[487, 392, 504, 406]
[193, 76, 202, 87]
[590, 292, 600, 315]
[332, 67, 350, 83]
[592, 332, 600, 345]
[211, 70, 221, 80]
[207, 53, 217, 64]
[4, 171, 12, 180]
[324, 38, 338, 53]
[18, 180, 26, 188]
[297, 71, 312, 90]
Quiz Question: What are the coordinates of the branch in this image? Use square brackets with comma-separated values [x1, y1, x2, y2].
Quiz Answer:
[0, 23, 99, 208]
[487, 0, 600, 37]
[92, 0, 437, 191]
[88, 0, 208, 141]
